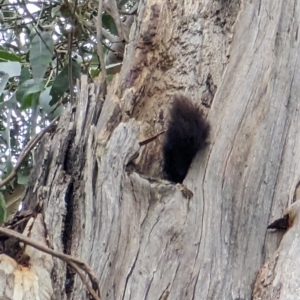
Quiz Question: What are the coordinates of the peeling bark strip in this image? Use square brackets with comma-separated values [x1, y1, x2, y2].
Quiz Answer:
[0, 223, 101, 300]
[10, 76, 106, 299]
[0, 215, 54, 299]
[3, 0, 300, 299]
[253, 201, 300, 300]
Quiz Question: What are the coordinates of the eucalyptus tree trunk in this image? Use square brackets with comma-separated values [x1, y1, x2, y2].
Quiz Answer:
[1, 0, 300, 299]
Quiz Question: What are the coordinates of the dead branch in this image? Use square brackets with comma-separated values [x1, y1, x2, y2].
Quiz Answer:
[0, 117, 58, 189]
[0, 226, 101, 300]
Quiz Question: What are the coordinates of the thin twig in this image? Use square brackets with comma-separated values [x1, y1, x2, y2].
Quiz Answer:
[118, 10, 137, 16]
[139, 130, 165, 146]
[96, 0, 107, 81]
[18, 0, 62, 68]
[36, 1, 44, 24]
[0, 117, 58, 189]
[67, 0, 78, 104]
[7, 216, 31, 229]
[103, 0, 129, 43]
[68, 31, 74, 103]
[0, 226, 100, 299]
[69, 261, 101, 300]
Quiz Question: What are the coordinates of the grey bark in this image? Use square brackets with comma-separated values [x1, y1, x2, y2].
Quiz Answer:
[253, 200, 300, 300]
[1, 0, 300, 299]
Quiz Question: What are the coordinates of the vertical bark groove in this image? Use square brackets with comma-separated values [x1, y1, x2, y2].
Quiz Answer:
[2, 0, 300, 299]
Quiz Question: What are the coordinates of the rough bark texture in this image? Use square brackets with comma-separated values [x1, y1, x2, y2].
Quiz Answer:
[1, 0, 300, 299]
[0, 215, 53, 299]
[253, 200, 300, 300]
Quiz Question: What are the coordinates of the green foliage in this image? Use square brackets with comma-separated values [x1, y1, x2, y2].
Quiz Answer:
[0, 61, 21, 77]
[0, 192, 6, 224]
[107, 74, 115, 82]
[16, 78, 45, 104]
[0, 72, 9, 96]
[30, 32, 54, 79]
[2, 160, 13, 179]
[17, 172, 30, 185]
[50, 61, 81, 105]
[0, 0, 134, 204]
[20, 67, 31, 84]
[40, 87, 63, 119]
[102, 14, 118, 35]
[0, 50, 22, 63]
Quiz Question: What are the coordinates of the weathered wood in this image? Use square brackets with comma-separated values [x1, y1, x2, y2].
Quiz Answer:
[73, 0, 300, 299]
[2, 0, 300, 299]
[0, 214, 53, 299]
[12, 76, 105, 299]
[253, 201, 300, 300]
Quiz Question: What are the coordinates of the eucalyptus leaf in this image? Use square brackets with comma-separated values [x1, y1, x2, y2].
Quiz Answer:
[0, 130, 8, 144]
[51, 5, 61, 18]
[0, 92, 18, 111]
[40, 87, 63, 118]
[4, 159, 13, 176]
[102, 14, 118, 35]
[50, 61, 81, 105]
[0, 72, 9, 96]
[0, 50, 22, 62]
[17, 172, 30, 185]
[52, 104, 63, 119]
[16, 78, 44, 103]
[1, 9, 15, 19]
[0, 192, 6, 224]
[20, 66, 31, 84]
[0, 61, 21, 77]
[30, 31, 54, 79]
[21, 91, 40, 110]
[39, 87, 52, 113]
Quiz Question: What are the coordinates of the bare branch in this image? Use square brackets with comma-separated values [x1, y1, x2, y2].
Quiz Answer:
[0, 226, 101, 300]
[103, 0, 129, 43]
[0, 117, 58, 189]
[96, 0, 107, 81]
[139, 130, 165, 146]
[69, 261, 101, 300]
